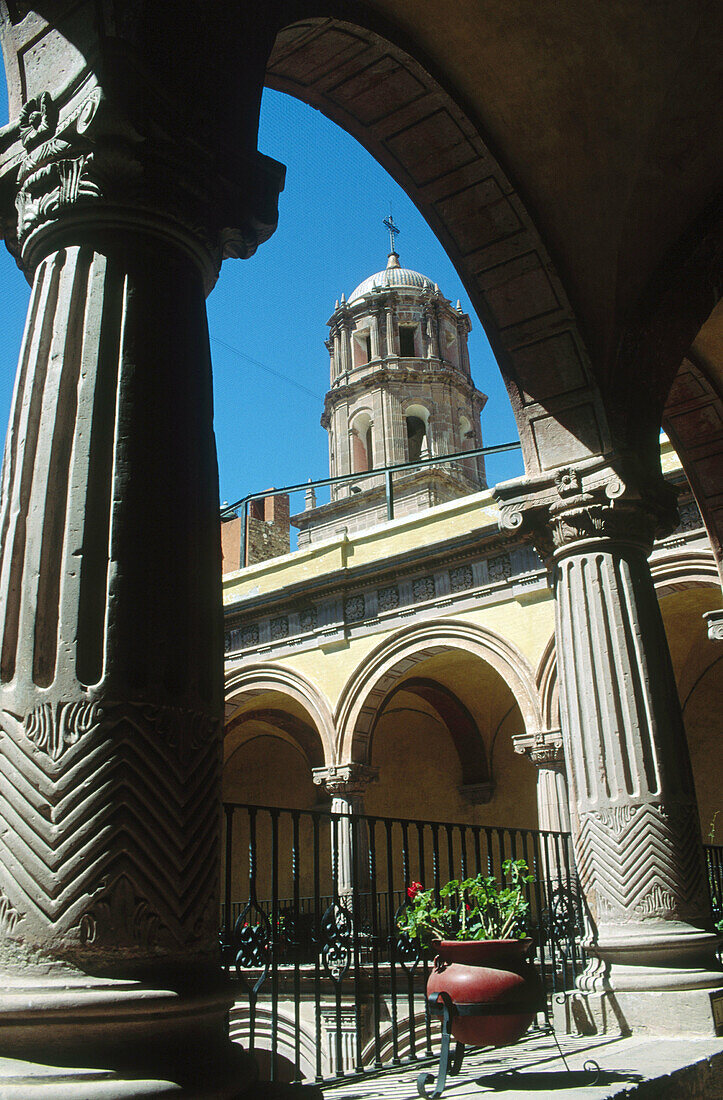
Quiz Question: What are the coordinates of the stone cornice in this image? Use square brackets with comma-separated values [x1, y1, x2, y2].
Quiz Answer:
[703, 609, 723, 642]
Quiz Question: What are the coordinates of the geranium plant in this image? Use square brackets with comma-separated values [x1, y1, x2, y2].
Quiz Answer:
[397, 858, 533, 948]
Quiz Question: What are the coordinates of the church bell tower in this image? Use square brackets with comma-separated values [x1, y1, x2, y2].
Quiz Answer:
[293, 222, 487, 546]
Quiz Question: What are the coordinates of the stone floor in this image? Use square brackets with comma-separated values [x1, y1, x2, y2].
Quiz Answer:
[319, 1029, 723, 1099]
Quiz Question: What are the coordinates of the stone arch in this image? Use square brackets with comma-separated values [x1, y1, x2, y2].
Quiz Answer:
[650, 547, 721, 599]
[535, 634, 560, 734]
[225, 663, 336, 769]
[265, 17, 612, 478]
[663, 352, 723, 583]
[534, 558, 721, 736]
[349, 407, 374, 472]
[229, 1003, 318, 1082]
[335, 619, 543, 766]
[225, 709, 325, 771]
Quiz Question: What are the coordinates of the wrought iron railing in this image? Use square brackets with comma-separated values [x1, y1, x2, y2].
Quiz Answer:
[220, 802, 585, 1084]
[220, 440, 522, 567]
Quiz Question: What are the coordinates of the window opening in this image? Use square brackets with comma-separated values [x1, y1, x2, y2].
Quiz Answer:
[399, 325, 416, 357]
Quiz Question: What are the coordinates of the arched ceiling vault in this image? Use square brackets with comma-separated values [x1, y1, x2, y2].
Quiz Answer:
[266, 13, 612, 476]
[225, 707, 325, 769]
[374, 676, 490, 785]
[280, 1, 722, 386]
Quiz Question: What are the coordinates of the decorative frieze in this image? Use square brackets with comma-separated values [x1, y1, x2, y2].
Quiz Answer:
[377, 584, 400, 612]
[449, 564, 473, 592]
[676, 498, 703, 532]
[270, 615, 289, 641]
[300, 607, 318, 632]
[224, 540, 552, 655]
[412, 575, 436, 602]
[344, 595, 366, 622]
[488, 553, 512, 582]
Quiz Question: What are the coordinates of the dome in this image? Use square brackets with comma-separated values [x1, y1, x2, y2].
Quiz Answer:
[348, 252, 434, 304]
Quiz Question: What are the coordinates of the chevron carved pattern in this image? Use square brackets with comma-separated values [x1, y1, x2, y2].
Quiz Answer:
[576, 801, 708, 923]
[0, 700, 221, 956]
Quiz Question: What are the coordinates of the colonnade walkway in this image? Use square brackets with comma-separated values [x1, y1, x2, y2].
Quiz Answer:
[321, 1029, 723, 1099]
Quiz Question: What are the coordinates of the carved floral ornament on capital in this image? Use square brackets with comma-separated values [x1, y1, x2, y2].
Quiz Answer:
[496, 462, 679, 559]
[2, 85, 283, 276]
[513, 732, 565, 768]
[312, 764, 379, 798]
[14, 89, 102, 243]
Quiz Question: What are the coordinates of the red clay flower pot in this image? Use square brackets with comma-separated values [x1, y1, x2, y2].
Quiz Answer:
[426, 938, 542, 1047]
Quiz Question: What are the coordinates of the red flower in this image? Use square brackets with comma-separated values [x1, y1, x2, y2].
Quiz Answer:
[407, 881, 423, 900]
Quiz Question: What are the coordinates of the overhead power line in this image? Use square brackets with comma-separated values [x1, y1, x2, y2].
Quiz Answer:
[209, 335, 323, 403]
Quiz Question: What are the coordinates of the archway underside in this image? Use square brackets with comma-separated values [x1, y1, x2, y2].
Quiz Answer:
[266, 17, 611, 478]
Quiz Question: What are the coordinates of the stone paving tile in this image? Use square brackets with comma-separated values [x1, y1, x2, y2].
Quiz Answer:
[319, 1029, 723, 1099]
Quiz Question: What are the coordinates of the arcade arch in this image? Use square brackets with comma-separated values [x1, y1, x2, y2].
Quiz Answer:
[334, 621, 544, 827]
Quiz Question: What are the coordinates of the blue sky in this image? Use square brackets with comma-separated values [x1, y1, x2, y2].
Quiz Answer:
[0, 79, 523, 514]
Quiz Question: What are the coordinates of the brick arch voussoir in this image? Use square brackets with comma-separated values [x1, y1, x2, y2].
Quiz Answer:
[335, 620, 543, 766]
[266, 16, 612, 477]
[224, 663, 336, 769]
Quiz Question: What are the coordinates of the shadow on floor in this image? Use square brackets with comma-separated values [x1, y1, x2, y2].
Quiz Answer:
[474, 1067, 643, 1092]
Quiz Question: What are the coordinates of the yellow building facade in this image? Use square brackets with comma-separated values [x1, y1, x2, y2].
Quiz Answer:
[223, 437, 722, 844]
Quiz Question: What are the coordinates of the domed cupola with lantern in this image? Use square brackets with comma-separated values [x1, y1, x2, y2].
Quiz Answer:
[292, 218, 488, 546]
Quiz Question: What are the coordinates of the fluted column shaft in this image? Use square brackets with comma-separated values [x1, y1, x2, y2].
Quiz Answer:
[314, 764, 377, 903]
[0, 56, 283, 1090]
[554, 529, 719, 987]
[331, 793, 366, 896]
[536, 758, 571, 836]
[497, 463, 721, 1004]
[1, 234, 223, 964]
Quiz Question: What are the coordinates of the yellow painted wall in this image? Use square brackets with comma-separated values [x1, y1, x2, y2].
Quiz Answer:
[659, 587, 723, 839]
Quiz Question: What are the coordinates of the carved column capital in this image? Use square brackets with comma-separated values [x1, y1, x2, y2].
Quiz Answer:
[0, 81, 285, 288]
[513, 729, 565, 767]
[312, 763, 379, 797]
[495, 456, 679, 562]
[703, 609, 723, 642]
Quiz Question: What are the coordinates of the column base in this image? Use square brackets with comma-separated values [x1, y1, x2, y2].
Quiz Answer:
[553, 986, 723, 1038]
[0, 972, 257, 1098]
[584, 921, 723, 991]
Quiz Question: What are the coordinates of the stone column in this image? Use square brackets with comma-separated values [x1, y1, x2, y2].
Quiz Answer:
[326, 334, 336, 384]
[370, 306, 381, 360]
[514, 731, 572, 885]
[313, 765, 378, 904]
[385, 299, 397, 357]
[0, 76, 284, 1093]
[333, 326, 342, 379]
[340, 312, 352, 375]
[497, 461, 722, 1033]
[514, 731, 571, 834]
